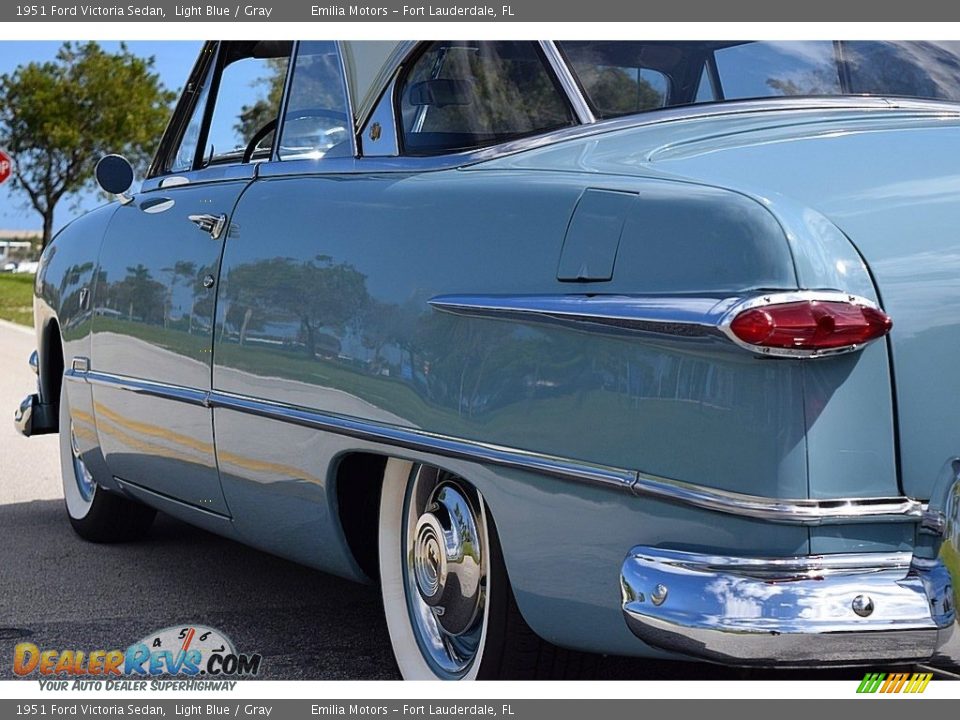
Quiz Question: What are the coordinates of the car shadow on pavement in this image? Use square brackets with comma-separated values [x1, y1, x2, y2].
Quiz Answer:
[0, 498, 920, 681]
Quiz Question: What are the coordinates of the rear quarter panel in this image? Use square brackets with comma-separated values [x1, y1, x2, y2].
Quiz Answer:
[209, 165, 818, 650]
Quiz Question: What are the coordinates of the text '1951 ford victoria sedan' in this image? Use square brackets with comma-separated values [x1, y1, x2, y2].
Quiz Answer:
[15, 39, 960, 679]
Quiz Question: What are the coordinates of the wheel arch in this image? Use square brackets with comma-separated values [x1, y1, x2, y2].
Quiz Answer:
[333, 451, 388, 582]
[37, 315, 64, 422]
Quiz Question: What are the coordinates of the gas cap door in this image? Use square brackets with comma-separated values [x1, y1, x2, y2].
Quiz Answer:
[557, 188, 637, 282]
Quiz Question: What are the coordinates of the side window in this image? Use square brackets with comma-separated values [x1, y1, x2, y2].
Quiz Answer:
[561, 48, 670, 118]
[713, 42, 841, 98]
[205, 42, 290, 165]
[277, 41, 352, 160]
[164, 41, 292, 173]
[169, 72, 212, 173]
[397, 41, 575, 156]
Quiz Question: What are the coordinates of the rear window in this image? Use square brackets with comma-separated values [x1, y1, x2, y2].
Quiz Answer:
[558, 41, 960, 120]
[397, 41, 576, 156]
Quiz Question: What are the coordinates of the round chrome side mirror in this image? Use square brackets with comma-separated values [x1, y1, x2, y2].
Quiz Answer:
[95, 154, 134, 203]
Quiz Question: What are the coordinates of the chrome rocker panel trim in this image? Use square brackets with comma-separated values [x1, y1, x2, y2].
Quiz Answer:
[67, 368, 924, 525]
[429, 290, 888, 359]
[621, 546, 956, 666]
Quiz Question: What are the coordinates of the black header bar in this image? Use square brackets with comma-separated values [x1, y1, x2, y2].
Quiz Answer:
[4, 0, 960, 22]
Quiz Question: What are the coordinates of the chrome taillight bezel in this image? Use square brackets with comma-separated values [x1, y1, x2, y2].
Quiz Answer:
[719, 290, 892, 359]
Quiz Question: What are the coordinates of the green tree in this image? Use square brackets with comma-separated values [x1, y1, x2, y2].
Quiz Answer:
[0, 42, 176, 249]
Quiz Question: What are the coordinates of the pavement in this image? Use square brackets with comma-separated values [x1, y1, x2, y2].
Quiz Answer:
[0, 320, 953, 682]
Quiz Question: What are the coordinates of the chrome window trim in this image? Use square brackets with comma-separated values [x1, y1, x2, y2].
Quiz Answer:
[66, 367, 928, 525]
[271, 39, 302, 163]
[141, 163, 255, 192]
[336, 39, 360, 159]
[147, 41, 219, 179]
[254, 96, 960, 178]
[539, 41, 595, 124]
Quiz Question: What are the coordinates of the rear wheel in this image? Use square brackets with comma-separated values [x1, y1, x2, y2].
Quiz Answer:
[59, 382, 156, 542]
[378, 458, 592, 679]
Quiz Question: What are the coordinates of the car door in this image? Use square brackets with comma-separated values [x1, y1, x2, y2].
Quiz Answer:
[89, 41, 292, 514]
[206, 41, 594, 566]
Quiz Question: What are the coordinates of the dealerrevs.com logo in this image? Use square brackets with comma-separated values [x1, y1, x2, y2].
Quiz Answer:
[13, 626, 261, 690]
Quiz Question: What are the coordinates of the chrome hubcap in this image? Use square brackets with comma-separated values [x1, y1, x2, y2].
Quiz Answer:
[70, 421, 95, 502]
[404, 467, 487, 677]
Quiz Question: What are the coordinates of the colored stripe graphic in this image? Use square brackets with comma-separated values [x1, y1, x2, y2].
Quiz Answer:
[857, 672, 931, 694]
[857, 673, 885, 693]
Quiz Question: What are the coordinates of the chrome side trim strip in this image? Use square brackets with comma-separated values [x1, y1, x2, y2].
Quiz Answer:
[70, 368, 927, 525]
[67, 368, 633, 492]
[429, 293, 739, 338]
[540, 41, 595, 125]
[633, 471, 925, 525]
[71, 369, 209, 407]
[430, 291, 889, 360]
[209, 389, 635, 491]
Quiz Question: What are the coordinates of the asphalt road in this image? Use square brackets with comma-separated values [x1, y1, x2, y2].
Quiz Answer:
[0, 321, 952, 682]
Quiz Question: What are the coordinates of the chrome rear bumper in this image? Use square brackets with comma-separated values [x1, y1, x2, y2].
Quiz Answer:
[14, 351, 58, 437]
[621, 546, 956, 665]
[15, 392, 57, 437]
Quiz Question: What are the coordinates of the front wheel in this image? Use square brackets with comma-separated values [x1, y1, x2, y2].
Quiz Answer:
[59, 382, 156, 542]
[378, 459, 587, 679]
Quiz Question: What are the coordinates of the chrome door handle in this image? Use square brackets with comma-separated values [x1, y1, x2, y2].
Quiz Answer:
[188, 213, 227, 240]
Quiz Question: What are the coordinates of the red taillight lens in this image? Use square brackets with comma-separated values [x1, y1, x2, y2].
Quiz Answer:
[729, 300, 892, 352]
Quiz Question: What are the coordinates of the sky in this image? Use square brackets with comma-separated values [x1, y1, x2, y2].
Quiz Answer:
[0, 41, 202, 233]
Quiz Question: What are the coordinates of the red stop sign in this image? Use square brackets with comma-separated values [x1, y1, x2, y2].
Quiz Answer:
[0, 150, 11, 185]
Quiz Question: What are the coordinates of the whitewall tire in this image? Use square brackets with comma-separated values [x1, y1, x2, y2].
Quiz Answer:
[378, 458, 583, 680]
[59, 382, 156, 542]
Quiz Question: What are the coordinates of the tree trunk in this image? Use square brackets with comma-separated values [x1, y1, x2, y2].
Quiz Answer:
[41, 211, 55, 251]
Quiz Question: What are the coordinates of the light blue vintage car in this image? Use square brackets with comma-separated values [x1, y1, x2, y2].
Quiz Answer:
[15, 40, 960, 679]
